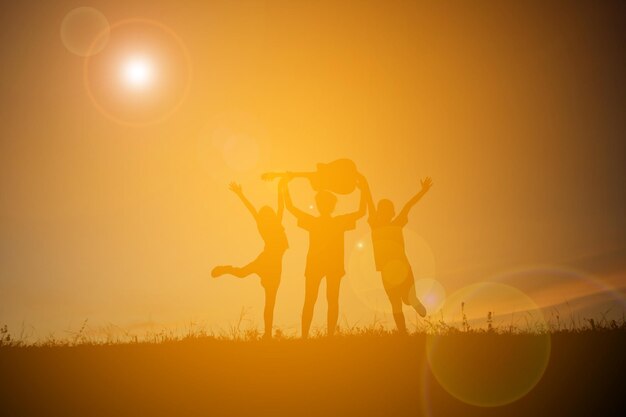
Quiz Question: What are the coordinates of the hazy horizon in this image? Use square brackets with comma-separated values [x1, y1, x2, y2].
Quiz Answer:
[1, 0, 625, 340]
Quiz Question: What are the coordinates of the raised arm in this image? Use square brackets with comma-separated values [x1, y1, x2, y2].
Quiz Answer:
[280, 176, 309, 222]
[397, 176, 433, 221]
[362, 174, 376, 221]
[343, 173, 368, 222]
[276, 179, 285, 222]
[229, 182, 257, 220]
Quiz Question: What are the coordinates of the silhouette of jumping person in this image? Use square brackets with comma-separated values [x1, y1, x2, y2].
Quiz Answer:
[280, 173, 367, 338]
[364, 177, 433, 334]
[212, 182, 288, 340]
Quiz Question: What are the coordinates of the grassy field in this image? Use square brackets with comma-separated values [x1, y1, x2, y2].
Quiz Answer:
[1, 324, 625, 417]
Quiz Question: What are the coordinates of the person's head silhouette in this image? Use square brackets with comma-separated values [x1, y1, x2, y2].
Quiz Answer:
[315, 190, 337, 215]
[376, 199, 395, 223]
[257, 205, 282, 229]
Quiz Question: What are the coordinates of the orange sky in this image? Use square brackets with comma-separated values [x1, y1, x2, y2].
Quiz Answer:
[0, 0, 624, 339]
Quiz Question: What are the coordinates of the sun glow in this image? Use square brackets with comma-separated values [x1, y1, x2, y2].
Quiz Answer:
[121, 56, 154, 89]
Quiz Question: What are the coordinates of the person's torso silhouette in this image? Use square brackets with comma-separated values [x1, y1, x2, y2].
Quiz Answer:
[298, 213, 356, 279]
[257, 206, 289, 253]
[369, 213, 409, 274]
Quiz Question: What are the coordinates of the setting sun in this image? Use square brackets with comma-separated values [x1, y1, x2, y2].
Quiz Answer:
[121, 56, 154, 90]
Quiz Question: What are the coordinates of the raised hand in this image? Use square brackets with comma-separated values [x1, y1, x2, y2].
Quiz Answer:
[355, 172, 368, 189]
[261, 172, 280, 181]
[229, 182, 243, 195]
[420, 177, 433, 192]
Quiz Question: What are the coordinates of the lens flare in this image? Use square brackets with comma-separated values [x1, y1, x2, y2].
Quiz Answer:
[83, 18, 192, 126]
[197, 112, 270, 185]
[61, 7, 110, 57]
[413, 278, 446, 315]
[490, 264, 626, 324]
[426, 282, 551, 407]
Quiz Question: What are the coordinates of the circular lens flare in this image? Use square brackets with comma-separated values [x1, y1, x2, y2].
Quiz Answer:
[413, 278, 446, 315]
[61, 7, 110, 57]
[196, 112, 270, 185]
[426, 282, 551, 407]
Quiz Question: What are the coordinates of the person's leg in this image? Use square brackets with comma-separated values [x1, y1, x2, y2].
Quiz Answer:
[382, 270, 408, 333]
[390, 295, 407, 334]
[302, 275, 322, 338]
[212, 262, 255, 278]
[401, 270, 426, 317]
[263, 286, 278, 339]
[326, 275, 342, 336]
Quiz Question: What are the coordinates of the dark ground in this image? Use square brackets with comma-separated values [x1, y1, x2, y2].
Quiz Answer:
[1, 332, 625, 417]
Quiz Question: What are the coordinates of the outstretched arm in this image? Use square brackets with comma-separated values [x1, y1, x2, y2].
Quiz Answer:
[276, 179, 285, 222]
[397, 176, 433, 221]
[229, 182, 257, 220]
[344, 174, 368, 222]
[280, 176, 309, 222]
[362, 174, 376, 221]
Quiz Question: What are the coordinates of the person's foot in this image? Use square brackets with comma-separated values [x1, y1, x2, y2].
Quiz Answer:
[211, 265, 231, 278]
[412, 299, 427, 318]
[395, 328, 408, 336]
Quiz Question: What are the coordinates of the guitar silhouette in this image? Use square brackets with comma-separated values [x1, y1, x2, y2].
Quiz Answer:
[262, 159, 358, 195]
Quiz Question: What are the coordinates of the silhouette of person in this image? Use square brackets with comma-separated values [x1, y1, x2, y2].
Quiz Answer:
[280, 173, 367, 338]
[212, 182, 288, 340]
[364, 177, 433, 334]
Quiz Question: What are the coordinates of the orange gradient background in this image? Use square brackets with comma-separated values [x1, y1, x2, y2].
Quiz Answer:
[0, 0, 625, 340]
